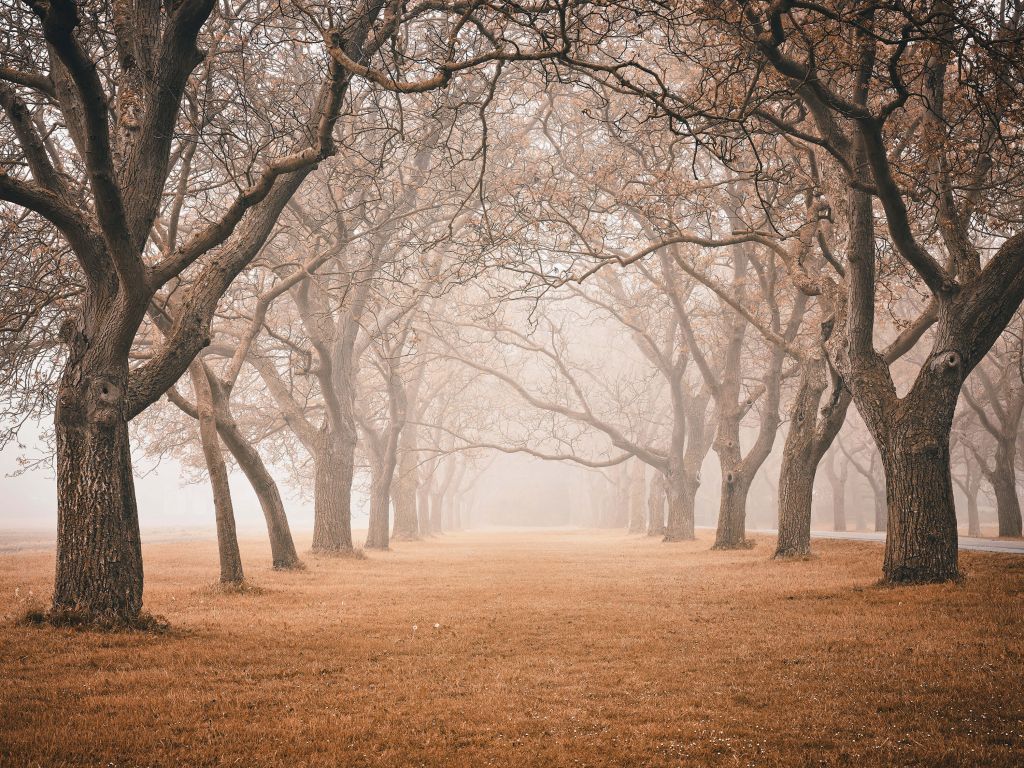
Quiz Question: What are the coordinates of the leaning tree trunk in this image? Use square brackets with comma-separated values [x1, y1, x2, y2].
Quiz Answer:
[311, 431, 355, 554]
[365, 459, 391, 550]
[990, 447, 1023, 537]
[53, 352, 144, 624]
[647, 472, 667, 536]
[215, 417, 301, 569]
[190, 366, 244, 585]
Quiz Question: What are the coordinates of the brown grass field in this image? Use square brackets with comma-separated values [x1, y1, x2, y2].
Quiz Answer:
[1, 529, 1022, 767]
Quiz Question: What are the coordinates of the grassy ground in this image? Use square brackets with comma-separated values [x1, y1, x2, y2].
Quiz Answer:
[1, 529, 1021, 767]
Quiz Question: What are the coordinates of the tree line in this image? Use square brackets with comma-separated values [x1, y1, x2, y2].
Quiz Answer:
[1, 0, 1023, 625]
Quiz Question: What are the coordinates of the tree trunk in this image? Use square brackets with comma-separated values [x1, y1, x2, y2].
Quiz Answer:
[775, 362, 828, 557]
[417, 479, 433, 536]
[824, 454, 847, 532]
[215, 416, 302, 569]
[965, 480, 982, 538]
[647, 472, 666, 536]
[872, 480, 887, 533]
[365, 460, 391, 550]
[451, 494, 463, 531]
[430, 490, 443, 534]
[628, 460, 646, 533]
[713, 415, 753, 550]
[776, 448, 816, 557]
[190, 366, 243, 585]
[311, 432, 355, 554]
[391, 446, 419, 540]
[53, 357, 144, 624]
[714, 472, 754, 550]
[879, 419, 960, 583]
[663, 467, 697, 541]
[991, 448, 1023, 537]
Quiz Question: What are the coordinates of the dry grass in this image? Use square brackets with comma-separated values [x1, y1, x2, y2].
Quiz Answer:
[1, 529, 1022, 767]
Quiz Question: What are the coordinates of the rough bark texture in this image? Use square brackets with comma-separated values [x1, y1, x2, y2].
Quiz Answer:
[990, 451, 1023, 538]
[311, 433, 355, 554]
[880, 438, 959, 582]
[190, 366, 244, 584]
[775, 361, 829, 558]
[53, 355, 143, 623]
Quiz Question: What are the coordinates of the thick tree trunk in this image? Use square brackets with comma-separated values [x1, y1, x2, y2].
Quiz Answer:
[365, 462, 391, 550]
[713, 416, 753, 549]
[991, 450, 1023, 537]
[311, 433, 355, 554]
[879, 421, 960, 583]
[714, 473, 754, 550]
[53, 355, 143, 624]
[775, 450, 816, 557]
[647, 472, 666, 536]
[190, 367, 243, 584]
[662, 466, 697, 541]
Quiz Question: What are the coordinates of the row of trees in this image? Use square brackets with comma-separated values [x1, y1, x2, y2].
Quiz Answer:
[2, 0, 1023, 624]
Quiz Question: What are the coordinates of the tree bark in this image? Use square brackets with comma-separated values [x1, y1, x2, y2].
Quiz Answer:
[663, 465, 697, 541]
[365, 459, 391, 550]
[878, 414, 960, 583]
[991, 448, 1023, 537]
[53, 355, 144, 623]
[775, 361, 829, 557]
[214, 412, 302, 569]
[190, 366, 244, 584]
[647, 472, 667, 536]
[714, 471, 754, 550]
[168, 375, 303, 569]
[311, 432, 355, 554]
